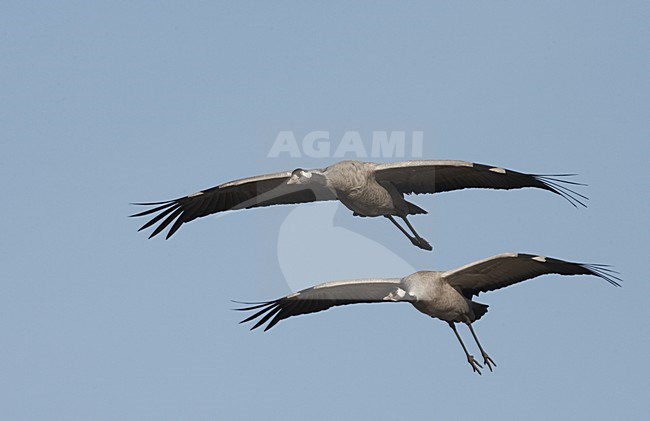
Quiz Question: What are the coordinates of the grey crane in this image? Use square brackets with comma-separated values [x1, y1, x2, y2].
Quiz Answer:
[236, 253, 620, 374]
[131, 160, 586, 250]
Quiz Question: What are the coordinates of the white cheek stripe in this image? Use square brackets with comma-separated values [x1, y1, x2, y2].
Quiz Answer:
[489, 167, 506, 174]
[532, 256, 547, 262]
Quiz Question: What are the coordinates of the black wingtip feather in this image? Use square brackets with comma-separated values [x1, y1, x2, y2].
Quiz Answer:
[129, 201, 176, 218]
[232, 302, 274, 311]
[233, 297, 292, 331]
[265, 310, 287, 331]
[138, 204, 178, 232]
[130, 200, 176, 206]
[581, 263, 623, 287]
[252, 306, 283, 330]
[130, 197, 190, 238]
[148, 207, 183, 239]
[166, 218, 185, 239]
[240, 305, 274, 325]
[534, 175, 589, 208]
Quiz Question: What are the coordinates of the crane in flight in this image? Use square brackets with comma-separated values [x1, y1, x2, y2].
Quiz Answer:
[236, 253, 620, 374]
[132, 160, 586, 250]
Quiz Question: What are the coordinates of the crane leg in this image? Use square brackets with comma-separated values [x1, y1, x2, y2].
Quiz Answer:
[385, 216, 430, 250]
[386, 215, 432, 251]
[448, 322, 482, 375]
[466, 323, 497, 371]
[401, 216, 432, 251]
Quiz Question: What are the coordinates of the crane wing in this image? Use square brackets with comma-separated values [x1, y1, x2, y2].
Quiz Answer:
[235, 278, 406, 331]
[374, 160, 587, 207]
[131, 170, 336, 239]
[442, 253, 621, 298]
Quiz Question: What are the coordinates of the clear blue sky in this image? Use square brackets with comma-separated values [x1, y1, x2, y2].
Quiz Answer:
[2, 1, 649, 420]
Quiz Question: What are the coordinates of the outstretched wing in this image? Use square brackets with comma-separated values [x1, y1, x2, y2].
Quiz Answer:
[131, 170, 336, 239]
[235, 278, 405, 331]
[374, 160, 587, 207]
[443, 253, 621, 298]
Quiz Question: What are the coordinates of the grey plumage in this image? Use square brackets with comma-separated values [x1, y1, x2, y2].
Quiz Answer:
[131, 160, 586, 250]
[236, 253, 620, 374]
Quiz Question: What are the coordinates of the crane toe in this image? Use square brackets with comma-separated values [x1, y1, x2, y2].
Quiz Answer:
[467, 355, 483, 375]
[412, 237, 433, 251]
[482, 354, 496, 372]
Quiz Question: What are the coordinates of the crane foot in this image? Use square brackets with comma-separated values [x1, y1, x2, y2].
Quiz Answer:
[467, 355, 483, 375]
[411, 237, 433, 251]
[482, 353, 496, 372]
